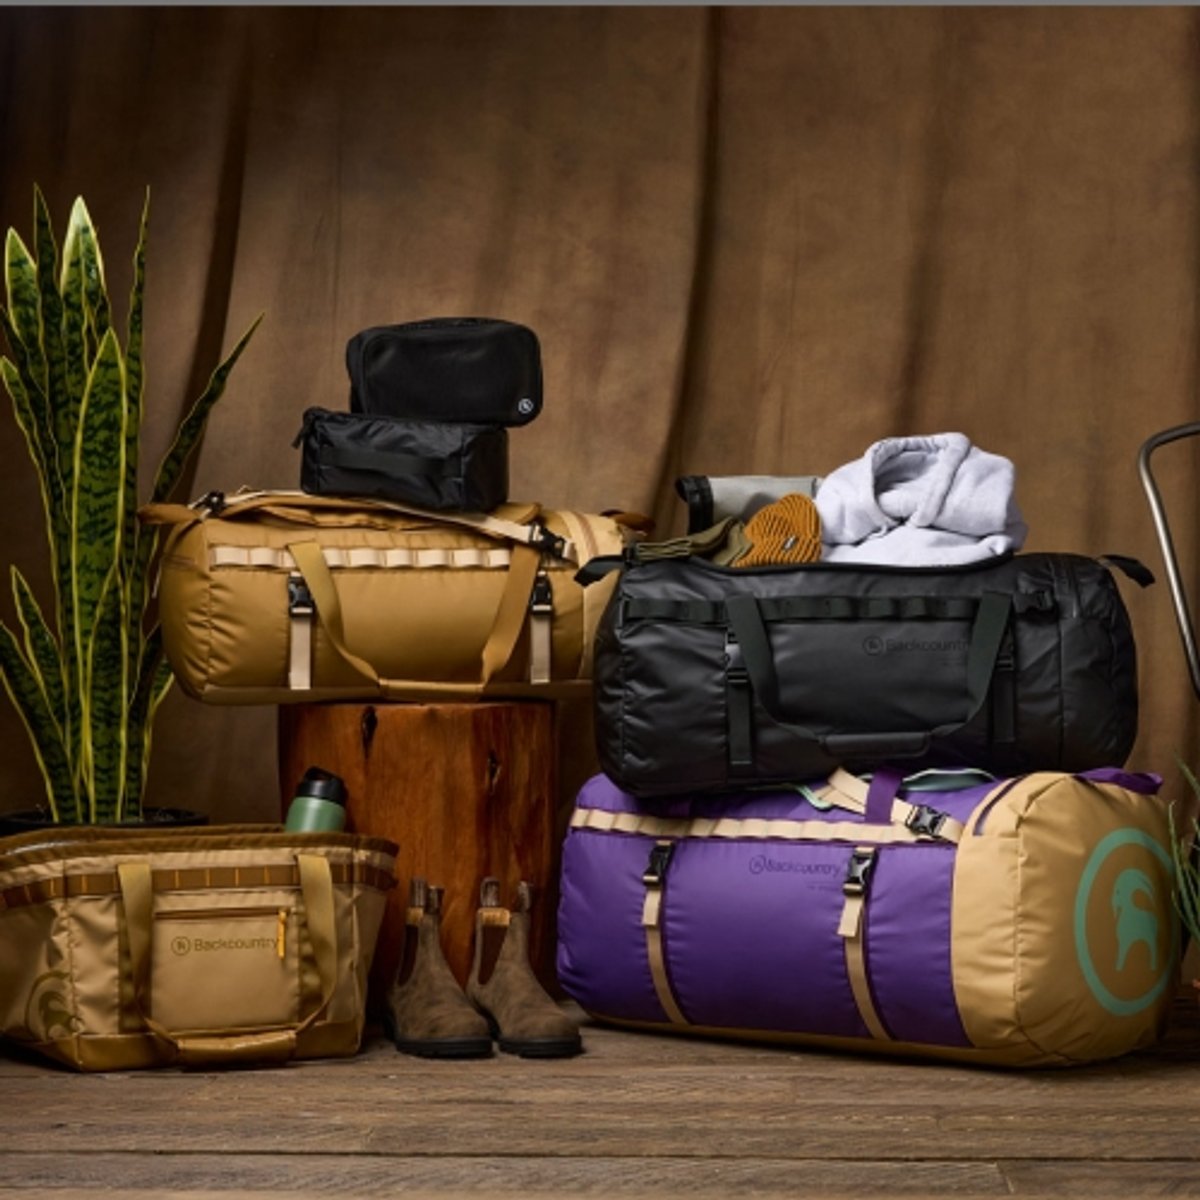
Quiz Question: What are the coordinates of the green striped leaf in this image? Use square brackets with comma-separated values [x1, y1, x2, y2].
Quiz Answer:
[78, 207, 110, 343]
[124, 626, 173, 823]
[85, 567, 128, 823]
[34, 189, 71, 560]
[5, 229, 47, 395]
[1, 356, 53, 532]
[12, 567, 66, 737]
[57, 199, 89, 471]
[121, 190, 148, 589]
[0, 620, 76, 822]
[149, 313, 262, 503]
[70, 329, 126, 691]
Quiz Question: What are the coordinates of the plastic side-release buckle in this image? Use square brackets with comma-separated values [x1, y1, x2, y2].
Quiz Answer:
[843, 847, 877, 897]
[288, 576, 315, 616]
[905, 804, 949, 840]
[643, 841, 676, 887]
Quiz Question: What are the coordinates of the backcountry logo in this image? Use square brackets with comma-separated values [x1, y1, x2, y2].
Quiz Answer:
[1073, 828, 1176, 1017]
[169, 934, 276, 957]
[862, 635, 969, 657]
[749, 856, 839, 878]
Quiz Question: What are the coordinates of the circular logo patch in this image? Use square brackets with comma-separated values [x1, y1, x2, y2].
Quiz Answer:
[171, 936, 192, 957]
[1073, 828, 1175, 1017]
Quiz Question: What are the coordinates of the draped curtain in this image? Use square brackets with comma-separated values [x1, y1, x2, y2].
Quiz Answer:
[1, 6, 1198, 822]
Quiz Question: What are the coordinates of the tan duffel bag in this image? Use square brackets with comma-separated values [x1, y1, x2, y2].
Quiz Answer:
[0, 824, 397, 1071]
[140, 490, 636, 704]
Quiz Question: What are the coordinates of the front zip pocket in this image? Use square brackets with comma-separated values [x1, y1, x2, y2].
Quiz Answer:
[149, 905, 300, 1033]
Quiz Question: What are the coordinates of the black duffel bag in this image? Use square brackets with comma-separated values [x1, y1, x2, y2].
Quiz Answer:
[585, 551, 1149, 798]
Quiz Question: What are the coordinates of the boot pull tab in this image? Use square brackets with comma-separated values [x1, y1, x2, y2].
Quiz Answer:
[476, 876, 511, 988]
[406, 876, 428, 922]
[426, 885, 444, 917]
[515, 881, 533, 914]
[479, 876, 503, 910]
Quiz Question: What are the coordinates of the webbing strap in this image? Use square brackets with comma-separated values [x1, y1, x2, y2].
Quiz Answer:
[569, 807, 931, 845]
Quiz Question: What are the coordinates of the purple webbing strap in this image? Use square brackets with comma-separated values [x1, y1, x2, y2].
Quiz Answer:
[865, 768, 905, 823]
[1077, 767, 1162, 795]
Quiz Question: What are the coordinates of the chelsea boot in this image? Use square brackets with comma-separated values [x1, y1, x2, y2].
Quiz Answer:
[383, 878, 493, 1059]
[466, 877, 583, 1058]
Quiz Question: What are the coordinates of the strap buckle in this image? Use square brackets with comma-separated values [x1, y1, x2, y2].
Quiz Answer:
[529, 571, 553, 615]
[843, 847, 877, 897]
[288, 576, 315, 616]
[530, 522, 567, 560]
[905, 804, 948, 840]
[642, 841, 675, 887]
[192, 490, 227, 515]
[724, 630, 747, 683]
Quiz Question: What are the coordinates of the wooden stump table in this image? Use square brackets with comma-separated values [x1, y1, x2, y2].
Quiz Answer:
[278, 701, 557, 1010]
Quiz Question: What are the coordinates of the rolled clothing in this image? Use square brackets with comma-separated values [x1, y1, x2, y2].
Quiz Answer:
[815, 432, 1027, 565]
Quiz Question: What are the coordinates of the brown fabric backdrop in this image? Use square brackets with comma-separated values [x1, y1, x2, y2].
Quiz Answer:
[1, 6, 1199, 823]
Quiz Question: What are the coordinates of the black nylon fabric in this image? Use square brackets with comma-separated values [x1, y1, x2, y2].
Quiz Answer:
[592, 553, 1140, 798]
[346, 317, 542, 425]
[297, 408, 508, 511]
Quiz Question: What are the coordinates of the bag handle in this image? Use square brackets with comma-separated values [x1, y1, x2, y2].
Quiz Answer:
[117, 852, 339, 1067]
[141, 492, 574, 562]
[287, 539, 542, 693]
[724, 590, 1012, 761]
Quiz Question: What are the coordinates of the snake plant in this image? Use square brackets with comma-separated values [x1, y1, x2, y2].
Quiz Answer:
[0, 187, 260, 824]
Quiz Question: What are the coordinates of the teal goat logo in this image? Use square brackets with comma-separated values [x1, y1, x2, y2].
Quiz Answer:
[1111, 867, 1159, 973]
[1074, 828, 1174, 1017]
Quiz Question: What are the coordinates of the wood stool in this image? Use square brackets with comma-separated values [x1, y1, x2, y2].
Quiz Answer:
[278, 701, 557, 1010]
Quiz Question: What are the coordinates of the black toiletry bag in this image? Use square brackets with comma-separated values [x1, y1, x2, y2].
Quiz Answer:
[295, 408, 508, 512]
[346, 317, 542, 426]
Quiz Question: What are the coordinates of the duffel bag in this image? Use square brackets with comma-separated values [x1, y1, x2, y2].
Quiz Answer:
[557, 767, 1180, 1067]
[142, 490, 632, 704]
[584, 550, 1149, 796]
[0, 824, 397, 1071]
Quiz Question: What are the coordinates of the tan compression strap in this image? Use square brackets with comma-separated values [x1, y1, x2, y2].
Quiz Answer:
[817, 769, 964, 843]
[528, 568, 553, 685]
[287, 571, 315, 691]
[481, 543, 542, 684]
[117, 852, 339, 1066]
[641, 842, 687, 1025]
[287, 541, 380, 690]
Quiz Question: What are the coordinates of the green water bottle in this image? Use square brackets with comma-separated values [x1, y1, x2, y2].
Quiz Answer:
[284, 767, 348, 833]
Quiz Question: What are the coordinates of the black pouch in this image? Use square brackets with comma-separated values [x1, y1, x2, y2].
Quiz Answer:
[346, 318, 542, 426]
[295, 408, 508, 512]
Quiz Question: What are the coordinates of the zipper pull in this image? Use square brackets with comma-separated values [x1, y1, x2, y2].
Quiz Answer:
[277, 909, 287, 960]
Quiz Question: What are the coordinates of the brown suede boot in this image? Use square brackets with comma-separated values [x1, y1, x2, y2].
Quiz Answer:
[383, 879, 493, 1059]
[466, 878, 583, 1058]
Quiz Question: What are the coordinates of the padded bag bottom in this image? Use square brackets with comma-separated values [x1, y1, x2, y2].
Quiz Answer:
[297, 408, 507, 512]
[557, 768, 1179, 1067]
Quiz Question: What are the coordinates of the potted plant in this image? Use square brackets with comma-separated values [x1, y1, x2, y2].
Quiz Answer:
[0, 186, 259, 829]
[1171, 765, 1200, 997]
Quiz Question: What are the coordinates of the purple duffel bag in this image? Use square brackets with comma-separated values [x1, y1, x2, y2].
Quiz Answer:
[556, 767, 1180, 1067]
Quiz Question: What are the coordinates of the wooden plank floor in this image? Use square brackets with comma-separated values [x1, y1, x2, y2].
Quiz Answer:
[1, 995, 1198, 1200]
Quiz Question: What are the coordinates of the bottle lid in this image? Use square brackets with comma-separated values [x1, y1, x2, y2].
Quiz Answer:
[295, 766, 347, 806]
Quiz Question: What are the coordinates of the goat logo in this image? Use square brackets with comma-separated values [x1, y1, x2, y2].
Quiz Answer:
[1111, 868, 1159, 974]
[1074, 829, 1174, 1018]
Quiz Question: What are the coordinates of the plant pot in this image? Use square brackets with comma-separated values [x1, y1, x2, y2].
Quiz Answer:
[0, 806, 209, 839]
